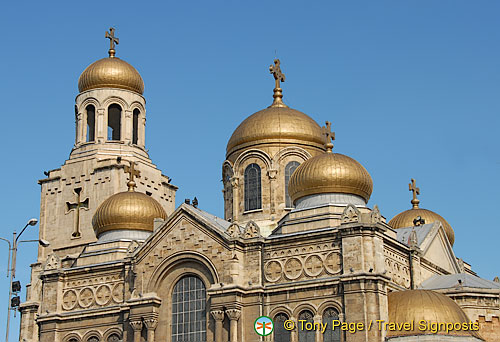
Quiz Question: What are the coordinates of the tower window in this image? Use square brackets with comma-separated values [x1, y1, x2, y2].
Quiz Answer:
[244, 163, 261, 211]
[171, 275, 206, 342]
[323, 308, 341, 342]
[285, 161, 300, 208]
[107, 104, 121, 141]
[274, 313, 291, 342]
[132, 109, 140, 145]
[86, 105, 95, 142]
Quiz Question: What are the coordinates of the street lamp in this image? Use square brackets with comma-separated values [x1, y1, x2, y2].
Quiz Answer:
[0, 218, 49, 342]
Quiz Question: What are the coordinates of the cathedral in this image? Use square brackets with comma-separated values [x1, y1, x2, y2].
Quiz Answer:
[18, 29, 499, 342]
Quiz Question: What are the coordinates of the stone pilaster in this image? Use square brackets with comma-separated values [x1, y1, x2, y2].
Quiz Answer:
[226, 308, 241, 342]
[144, 317, 158, 342]
[231, 177, 240, 222]
[268, 169, 277, 214]
[130, 320, 143, 342]
[211, 310, 225, 342]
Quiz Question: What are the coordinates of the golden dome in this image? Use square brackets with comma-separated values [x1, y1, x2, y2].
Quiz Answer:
[389, 179, 455, 246]
[388, 290, 482, 339]
[226, 106, 325, 157]
[389, 207, 455, 246]
[92, 189, 166, 237]
[288, 150, 373, 204]
[78, 57, 144, 94]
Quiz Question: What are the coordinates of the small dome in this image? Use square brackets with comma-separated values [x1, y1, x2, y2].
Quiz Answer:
[288, 151, 373, 204]
[226, 106, 325, 157]
[78, 57, 144, 94]
[92, 190, 166, 237]
[388, 290, 482, 339]
[389, 208, 455, 246]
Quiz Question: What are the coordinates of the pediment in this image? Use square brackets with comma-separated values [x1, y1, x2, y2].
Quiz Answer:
[419, 222, 459, 274]
[133, 204, 232, 267]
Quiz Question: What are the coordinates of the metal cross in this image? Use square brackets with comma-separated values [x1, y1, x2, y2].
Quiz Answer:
[66, 188, 89, 238]
[409, 178, 420, 208]
[124, 161, 141, 190]
[322, 121, 335, 151]
[269, 59, 286, 89]
[105, 27, 119, 56]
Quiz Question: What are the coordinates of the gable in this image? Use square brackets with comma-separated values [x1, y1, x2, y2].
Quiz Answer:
[420, 225, 458, 275]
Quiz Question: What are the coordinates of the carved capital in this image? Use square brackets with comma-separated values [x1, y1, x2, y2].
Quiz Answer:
[144, 318, 158, 330]
[225, 308, 241, 321]
[267, 169, 278, 180]
[230, 176, 239, 188]
[211, 310, 225, 321]
[130, 320, 143, 331]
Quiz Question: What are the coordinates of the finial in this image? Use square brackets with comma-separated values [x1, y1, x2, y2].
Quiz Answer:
[124, 161, 141, 191]
[105, 27, 119, 58]
[269, 59, 288, 108]
[322, 121, 335, 152]
[409, 178, 420, 209]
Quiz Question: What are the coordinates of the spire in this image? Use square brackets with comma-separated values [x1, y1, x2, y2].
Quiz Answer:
[269, 59, 288, 108]
[124, 161, 141, 191]
[105, 27, 119, 58]
[409, 178, 420, 209]
[322, 121, 335, 152]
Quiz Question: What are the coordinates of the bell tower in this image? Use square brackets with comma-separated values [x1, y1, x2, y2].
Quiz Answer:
[37, 28, 177, 259]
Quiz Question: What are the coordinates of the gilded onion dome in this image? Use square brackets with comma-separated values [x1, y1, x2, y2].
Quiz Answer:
[92, 162, 166, 237]
[226, 59, 325, 157]
[387, 290, 482, 339]
[288, 132, 373, 205]
[78, 28, 144, 94]
[389, 179, 455, 246]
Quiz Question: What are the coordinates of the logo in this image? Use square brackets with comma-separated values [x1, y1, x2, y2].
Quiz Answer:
[254, 316, 274, 336]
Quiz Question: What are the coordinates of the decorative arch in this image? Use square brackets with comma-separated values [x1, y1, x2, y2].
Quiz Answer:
[102, 96, 129, 110]
[292, 302, 317, 317]
[269, 305, 293, 319]
[317, 300, 343, 316]
[273, 146, 312, 164]
[79, 97, 101, 111]
[129, 101, 146, 114]
[222, 160, 234, 182]
[103, 328, 122, 342]
[82, 330, 102, 342]
[63, 332, 82, 342]
[147, 251, 219, 292]
[233, 149, 272, 174]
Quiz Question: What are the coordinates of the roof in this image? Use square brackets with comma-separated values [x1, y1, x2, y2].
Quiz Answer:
[395, 223, 434, 247]
[182, 204, 231, 232]
[421, 273, 500, 290]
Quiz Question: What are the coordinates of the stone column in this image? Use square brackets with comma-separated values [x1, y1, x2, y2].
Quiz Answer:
[140, 116, 146, 147]
[96, 108, 106, 142]
[144, 318, 158, 342]
[123, 109, 133, 144]
[314, 315, 322, 342]
[226, 308, 241, 342]
[211, 310, 225, 342]
[290, 318, 298, 342]
[268, 169, 277, 214]
[130, 320, 143, 342]
[231, 177, 240, 222]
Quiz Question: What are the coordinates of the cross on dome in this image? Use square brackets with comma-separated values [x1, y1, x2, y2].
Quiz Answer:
[105, 27, 119, 57]
[124, 161, 141, 191]
[322, 121, 335, 152]
[409, 178, 420, 209]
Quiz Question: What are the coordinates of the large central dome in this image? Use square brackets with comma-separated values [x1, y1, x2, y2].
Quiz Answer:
[226, 106, 325, 157]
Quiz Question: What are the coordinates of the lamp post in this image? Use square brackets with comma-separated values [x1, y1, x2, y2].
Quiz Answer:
[0, 218, 48, 342]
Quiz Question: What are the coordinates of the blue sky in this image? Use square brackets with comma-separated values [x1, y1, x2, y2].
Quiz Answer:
[0, 1, 499, 340]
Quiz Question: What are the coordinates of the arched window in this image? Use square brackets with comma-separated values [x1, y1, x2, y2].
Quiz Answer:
[323, 308, 340, 342]
[274, 313, 291, 342]
[86, 105, 96, 142]
[132, 109, 140, 145]
[172, 275, 206, 342]
[107, 104, 121, 141]
[285, 161, 300, 208]
[244, 163, 261, 211]
[298, 310, 315, 342]
[107, 333, 120, 342]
